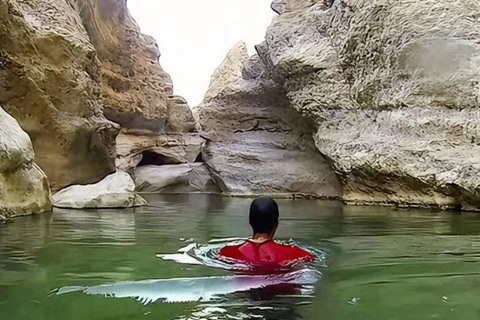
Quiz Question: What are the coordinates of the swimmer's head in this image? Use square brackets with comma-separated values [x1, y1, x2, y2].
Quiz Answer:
[249, 196, 279, 234]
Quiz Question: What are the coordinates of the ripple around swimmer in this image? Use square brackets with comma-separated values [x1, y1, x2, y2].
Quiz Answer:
[55, 239, 325, 306]
[158, 239, 328, 272]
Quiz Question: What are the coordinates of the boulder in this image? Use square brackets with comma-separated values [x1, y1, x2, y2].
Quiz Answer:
[195, 42, 342, 198]
[52, 171, 147, 209]
[134, 164, 220, 194]
[254, 0, 480, 209]
[0, 107, 51, 219]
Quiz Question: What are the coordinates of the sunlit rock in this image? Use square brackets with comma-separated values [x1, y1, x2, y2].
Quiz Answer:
[76, 0, 199, 178]
[255, 0, 480, 209]
[52, 171, 147, 209]
[195, 42, 342, 198]
[0, 107, 51, 219]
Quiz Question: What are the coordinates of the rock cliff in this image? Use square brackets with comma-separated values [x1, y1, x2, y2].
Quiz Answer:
[0, 0, 118, 191]
[4, 0, 479, 210]
[195, 42, 342, 198]
[0, 107, 51, 220]
[0, 0, 197, 192]
[252, 0, 480, 209]
[75, 0, 195, 134]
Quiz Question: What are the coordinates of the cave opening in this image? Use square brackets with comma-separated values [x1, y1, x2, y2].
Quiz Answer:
[137, 150, 180, 167]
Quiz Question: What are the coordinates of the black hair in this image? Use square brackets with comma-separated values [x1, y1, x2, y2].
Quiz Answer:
[249, 196, 279, 234]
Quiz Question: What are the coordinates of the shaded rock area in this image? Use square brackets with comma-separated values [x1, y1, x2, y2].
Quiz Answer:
[0, 107, 51, 220]
[115, 131, 205, 173]
[134, 164, 220, 194]
[253, 0, 480, 209]
[52, 171, 146, 209]
[195, 42, 342, 198]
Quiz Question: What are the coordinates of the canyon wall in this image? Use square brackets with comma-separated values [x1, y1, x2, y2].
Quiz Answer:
[75, 0, 196, 135]
[3, 0, 480, 211]
[0, 0, 197, 194]
[252, 0, 480, 209]
[0, 0, 118, 191]
[195, 42, 342, 198]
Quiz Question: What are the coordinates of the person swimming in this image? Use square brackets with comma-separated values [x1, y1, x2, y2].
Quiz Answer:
[219, 196, 315, 266]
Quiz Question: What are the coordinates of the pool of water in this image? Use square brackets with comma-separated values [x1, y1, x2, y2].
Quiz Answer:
[1, 194, 480, 320]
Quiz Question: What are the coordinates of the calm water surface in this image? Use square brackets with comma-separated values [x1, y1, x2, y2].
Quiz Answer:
[1, 194, 480, 319]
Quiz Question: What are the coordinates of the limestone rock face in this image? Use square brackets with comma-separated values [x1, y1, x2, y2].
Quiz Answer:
[256, 0, 480, 209]
[52, 171, 147, 209]
[0, 107, 51, 219]
[75, 0, 195, 134]
[195, 42, 342, 198]
[0, 0, 196, 191]
[0, 0, 119, 191]
[75, 0, 200, 177]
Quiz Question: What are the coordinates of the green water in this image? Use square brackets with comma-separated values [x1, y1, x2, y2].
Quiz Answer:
[1, 194, 480, 320]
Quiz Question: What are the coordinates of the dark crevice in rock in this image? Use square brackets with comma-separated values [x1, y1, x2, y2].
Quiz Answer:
[194, 152, 204, 163]
[137, 150, 181, 167]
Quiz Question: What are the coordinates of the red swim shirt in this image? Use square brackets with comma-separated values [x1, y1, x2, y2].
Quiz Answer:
[218, 239, 315, 266]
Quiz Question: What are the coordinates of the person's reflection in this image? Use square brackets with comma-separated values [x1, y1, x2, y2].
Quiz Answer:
[190, 284, 307, 320]
[237, 284, 307, 319]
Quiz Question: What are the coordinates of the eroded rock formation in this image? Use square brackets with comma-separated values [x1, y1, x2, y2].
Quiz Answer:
[0, 0, 119, 191]
[0, 107, 51, 219]
[75, 0, 196, 134]
[0, 0, 198, 193]
[271, 0, 317, 15]
[115, 131, 204, 173]
[253, 0, 480, 209]
[195, 42, 342, 198]
[5, 0, 477, 210]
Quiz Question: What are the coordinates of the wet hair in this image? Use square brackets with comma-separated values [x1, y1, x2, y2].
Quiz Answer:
[249, 196, 279, 234]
